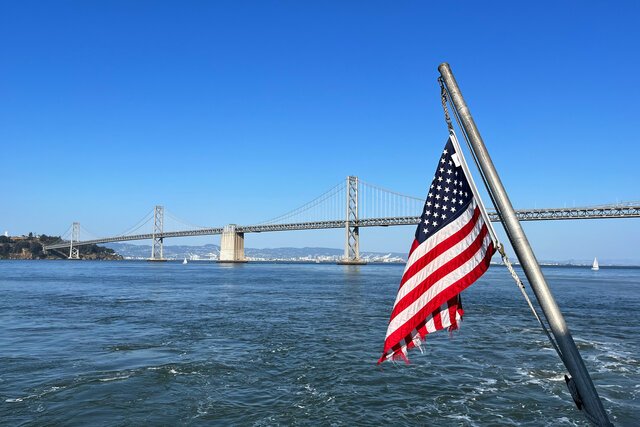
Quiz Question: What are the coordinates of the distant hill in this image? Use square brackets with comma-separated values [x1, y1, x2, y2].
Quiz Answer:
[106, 242, 407, 262]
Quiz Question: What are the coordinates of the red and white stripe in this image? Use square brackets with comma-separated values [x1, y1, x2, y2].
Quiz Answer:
[379, 200, 495, 363]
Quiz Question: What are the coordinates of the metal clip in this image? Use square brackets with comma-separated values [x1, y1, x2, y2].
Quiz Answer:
[565, 375, 583, 410]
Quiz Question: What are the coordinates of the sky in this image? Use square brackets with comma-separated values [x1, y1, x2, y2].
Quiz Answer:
[1, 1, 639, 262]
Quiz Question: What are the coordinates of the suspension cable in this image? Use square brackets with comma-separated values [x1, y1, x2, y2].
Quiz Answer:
[257, 180, 345, 225]
[58, 225, 72, 240]
[116, 209, 154, 237]
[122, 218, 153, 236]
[165, 210, 209, 229]
[78, 224, 101, 241]
[358, 179, 424, 202]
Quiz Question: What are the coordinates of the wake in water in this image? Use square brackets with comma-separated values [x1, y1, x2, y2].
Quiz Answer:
[1, 261, 638, 425]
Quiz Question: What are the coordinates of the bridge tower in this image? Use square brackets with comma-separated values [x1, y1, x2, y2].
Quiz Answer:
[68, 222, 80, 260]
[217, 224, 247, 263]
[338, 176, 366, 265]
[147, 206, 167, 262]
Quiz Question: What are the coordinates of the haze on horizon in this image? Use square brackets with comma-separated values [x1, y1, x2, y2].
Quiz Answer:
[1, 1, 639, 262]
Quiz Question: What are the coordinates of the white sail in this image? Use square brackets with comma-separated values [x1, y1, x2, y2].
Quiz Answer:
[183, 258, 188, 264]
[591, 257, 599, 270]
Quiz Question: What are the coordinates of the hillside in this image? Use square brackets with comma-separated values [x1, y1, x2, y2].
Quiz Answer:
[0, 234, 122, 260]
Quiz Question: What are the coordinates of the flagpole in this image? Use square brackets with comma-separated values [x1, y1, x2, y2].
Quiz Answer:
[438, 62, 611, 426]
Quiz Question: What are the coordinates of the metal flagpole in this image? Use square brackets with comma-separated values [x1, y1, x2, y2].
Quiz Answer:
[438, 62, 611, 426]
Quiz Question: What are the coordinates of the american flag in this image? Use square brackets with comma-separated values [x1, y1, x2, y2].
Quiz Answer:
[378, 136, 496, 363]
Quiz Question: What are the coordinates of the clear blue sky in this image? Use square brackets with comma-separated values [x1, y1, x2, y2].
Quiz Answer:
[2, 1, 639, 262]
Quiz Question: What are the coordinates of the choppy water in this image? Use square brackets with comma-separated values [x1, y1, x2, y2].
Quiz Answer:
[1, 260, 638, 425]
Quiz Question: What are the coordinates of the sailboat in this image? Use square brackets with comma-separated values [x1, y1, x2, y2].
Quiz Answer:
[591, 257, 599, 270]
[183, 257, 188, 264]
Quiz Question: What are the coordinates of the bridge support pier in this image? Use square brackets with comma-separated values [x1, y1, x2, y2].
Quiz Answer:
[338, 176, 366, 265]
[68, 222, 80, 260]
[147, 206, 167, 262]
[217, 224, 247, 263]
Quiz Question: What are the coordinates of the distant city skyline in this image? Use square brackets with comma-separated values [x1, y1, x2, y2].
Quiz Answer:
[2, 1, 639, 261]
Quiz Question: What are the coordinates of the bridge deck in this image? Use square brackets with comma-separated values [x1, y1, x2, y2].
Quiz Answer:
[44, 204, 640, 250]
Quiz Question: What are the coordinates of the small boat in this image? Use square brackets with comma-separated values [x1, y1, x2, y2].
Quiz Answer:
[183, 258, 188, 264]
[591, 257, 599, 270]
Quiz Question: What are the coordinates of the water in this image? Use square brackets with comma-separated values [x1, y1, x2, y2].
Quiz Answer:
[1, 260, 638, 425]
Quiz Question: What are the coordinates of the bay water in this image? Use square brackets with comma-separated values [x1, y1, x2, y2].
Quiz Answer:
[1, 260, 638, 425]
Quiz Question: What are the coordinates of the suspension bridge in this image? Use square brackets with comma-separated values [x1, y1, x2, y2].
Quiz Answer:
[44, 176, 640, 263]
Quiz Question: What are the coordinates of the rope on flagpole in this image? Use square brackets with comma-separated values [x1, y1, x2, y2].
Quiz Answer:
[498, 244, 565, 364]
[438, 77, 454, 132]
[439, 76, 569, 380]
[439, 77, 501, 219]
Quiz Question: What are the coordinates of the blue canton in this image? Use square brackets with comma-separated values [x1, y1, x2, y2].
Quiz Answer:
[416, 138, 473, 244]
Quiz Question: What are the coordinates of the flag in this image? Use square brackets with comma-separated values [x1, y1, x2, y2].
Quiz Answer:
[378, 136, 496, 363]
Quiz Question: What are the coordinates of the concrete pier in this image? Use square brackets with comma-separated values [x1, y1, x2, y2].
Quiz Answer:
[217, 224, 248, 263]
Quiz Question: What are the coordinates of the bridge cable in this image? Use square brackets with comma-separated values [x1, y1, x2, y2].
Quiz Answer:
[256, 180, 345, 225]
[357, 180, 424, 202]
[59, 225, 72, 240]
[121, 217, 154, 237]
[78, 224, 101, 241]
[115, 209, 154, 237]
[358, 179, 424, 218]
[165, 210, 209, 230]
[49, 225, 72, 245]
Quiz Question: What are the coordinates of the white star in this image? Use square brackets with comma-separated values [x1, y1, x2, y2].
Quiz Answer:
[428, 192, 433, 198]
[448, 160, 452, 166]
[454, 180, 458, 185]
[447, 169, 453, 175]
[459, 199, 463, 205]
[426, 201, 432, 207]
[432, 220, 438, 226]
[425, 211, 431, 216]
[423, 228, 428, 234]
[455, 171, 458, 176]
[446, 178, 452, 184]
[441, 213, 447, 219]
[440, 158, 446, 164]
[434, 203, 440, 209]
[435, 194, 441, 200]
[444, 187, 450, 193]
[439, 167, 445, 173]
[430, 184, 434, 189]
[450, 206, 456, 212]
[465, 192, 469, 197]
[443, 196, 449, 202]
[452, 198, 457, 203]
[438, 176, 443, 182]
[436, 185, 442, 191]
[443, 149, 448, 154]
